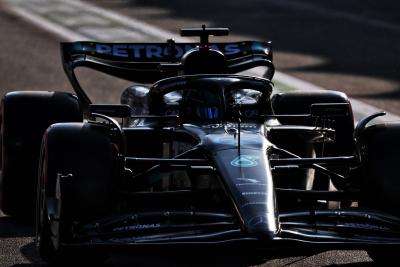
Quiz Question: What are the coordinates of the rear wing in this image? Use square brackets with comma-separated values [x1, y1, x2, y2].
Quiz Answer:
[61, 41, 274, 107]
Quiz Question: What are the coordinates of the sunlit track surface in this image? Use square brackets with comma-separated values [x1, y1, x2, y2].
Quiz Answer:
[6, 0, 188, 42]
[0, 0, 395, 266]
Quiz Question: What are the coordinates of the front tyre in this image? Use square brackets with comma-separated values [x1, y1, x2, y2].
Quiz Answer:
[36, 122, 120, 263]
[271, 90, 355, 191]
[359, 123, 400, 263]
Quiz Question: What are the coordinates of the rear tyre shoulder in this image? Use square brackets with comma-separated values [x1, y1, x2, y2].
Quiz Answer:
[0, 91, 82, 219]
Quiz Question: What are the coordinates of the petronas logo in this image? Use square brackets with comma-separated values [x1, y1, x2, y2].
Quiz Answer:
[230, 155, 258, 167]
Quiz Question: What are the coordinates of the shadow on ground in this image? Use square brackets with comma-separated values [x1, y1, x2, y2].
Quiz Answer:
[16, 241, 379, 267]
[0, 216, 34, 238]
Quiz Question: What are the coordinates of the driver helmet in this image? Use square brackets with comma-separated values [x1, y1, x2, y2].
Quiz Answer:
[196, 106, 220, 120]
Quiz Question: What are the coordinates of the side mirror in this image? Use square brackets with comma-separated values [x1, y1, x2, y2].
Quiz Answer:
[89, 104, 132, 118]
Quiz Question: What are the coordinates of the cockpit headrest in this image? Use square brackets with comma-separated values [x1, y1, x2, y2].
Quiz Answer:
[181, 47, 228, 75]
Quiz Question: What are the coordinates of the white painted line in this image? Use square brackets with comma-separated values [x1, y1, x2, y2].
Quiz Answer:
[62, 15, 111, 27]
[8, 5, 88, 41]
[274, 71, 326, 92]
[64, 0, 191, 42]
[78, 27, 143, 41]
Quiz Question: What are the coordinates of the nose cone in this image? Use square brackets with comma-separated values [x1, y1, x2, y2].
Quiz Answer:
[210, 147, 279, 240]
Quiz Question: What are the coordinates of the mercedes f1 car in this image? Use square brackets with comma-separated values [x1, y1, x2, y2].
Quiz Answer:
[1, 26, 399, 264]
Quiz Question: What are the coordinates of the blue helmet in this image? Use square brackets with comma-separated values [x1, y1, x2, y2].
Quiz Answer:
[196, 106, 220, 120]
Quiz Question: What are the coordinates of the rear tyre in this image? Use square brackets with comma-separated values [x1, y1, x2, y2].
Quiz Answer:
[271, 90, 354, 191]
[36, 122, 119, 263]
[271, 90, 355, 156]
[0, 91, 82, 219]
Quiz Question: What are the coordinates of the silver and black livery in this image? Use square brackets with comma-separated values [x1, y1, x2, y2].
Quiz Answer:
[1, 26, 400, 264]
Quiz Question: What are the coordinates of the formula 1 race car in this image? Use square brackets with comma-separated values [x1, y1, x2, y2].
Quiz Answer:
[1, 26, 399, 264]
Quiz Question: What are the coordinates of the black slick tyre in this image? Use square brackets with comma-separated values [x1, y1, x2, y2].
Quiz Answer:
[0, 91, 82, 219]
[271, 90, 355, 156]
[271, 90, 355, 191]
[359, 123, 400, 263]
[36, 122, 119, 264]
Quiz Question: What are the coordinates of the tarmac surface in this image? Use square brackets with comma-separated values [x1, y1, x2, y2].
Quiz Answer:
[1, 0, 399, 266]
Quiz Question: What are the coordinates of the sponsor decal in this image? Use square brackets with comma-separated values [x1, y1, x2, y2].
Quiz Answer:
[241, 192, 267, 196]
[201, 123, 258, 129]
[95, 44, 240, 59]
[231, 155, 259, 167]
[158, 80, 187, 90]
[236, 183, 267, 187]
[214, 136, 235, 145]
[113, 223, 161, 232]
[236, 178, 260, 183]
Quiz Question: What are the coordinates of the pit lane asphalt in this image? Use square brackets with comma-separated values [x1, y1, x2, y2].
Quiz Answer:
[0, 0, 392, 266]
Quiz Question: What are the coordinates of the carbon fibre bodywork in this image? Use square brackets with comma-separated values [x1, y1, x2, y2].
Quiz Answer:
[30, 27, 400, 262]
